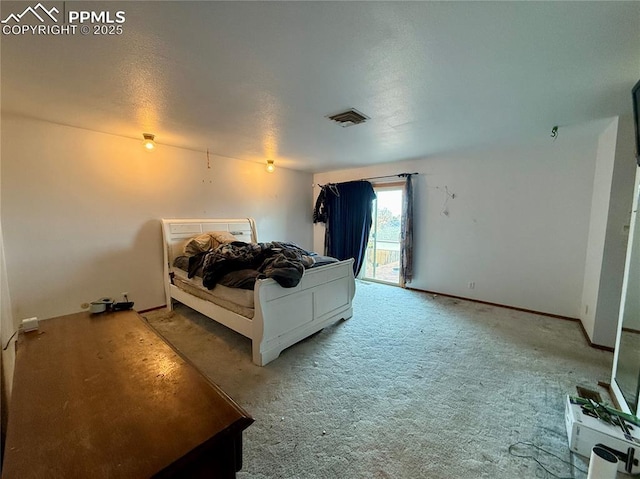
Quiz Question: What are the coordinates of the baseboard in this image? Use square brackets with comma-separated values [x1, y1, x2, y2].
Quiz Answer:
[405, 287, 615, 352]
[575, 320, 615, 352]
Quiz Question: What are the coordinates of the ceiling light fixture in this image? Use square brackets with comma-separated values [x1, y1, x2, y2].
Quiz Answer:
[265, 159, 275, 173]
[142, 133, 156, 150]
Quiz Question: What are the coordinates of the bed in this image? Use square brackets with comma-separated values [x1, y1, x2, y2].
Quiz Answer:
[161, 218, 355, 366]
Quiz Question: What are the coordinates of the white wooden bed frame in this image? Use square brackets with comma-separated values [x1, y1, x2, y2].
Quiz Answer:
[161, 218, 355, 366]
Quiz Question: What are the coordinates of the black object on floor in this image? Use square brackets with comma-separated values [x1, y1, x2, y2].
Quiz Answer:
[113, 302, 134, 311]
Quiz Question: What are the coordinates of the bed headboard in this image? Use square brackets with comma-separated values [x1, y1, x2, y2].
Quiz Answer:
[161, 218, 257, 268]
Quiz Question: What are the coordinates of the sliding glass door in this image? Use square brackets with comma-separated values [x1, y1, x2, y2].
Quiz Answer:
[362, 185, 403, 285]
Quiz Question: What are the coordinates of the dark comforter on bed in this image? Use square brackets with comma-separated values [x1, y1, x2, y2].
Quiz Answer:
[182, 241, 337, 289]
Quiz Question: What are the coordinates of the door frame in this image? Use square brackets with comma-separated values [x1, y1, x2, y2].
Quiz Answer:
[362, 182, 405, 285]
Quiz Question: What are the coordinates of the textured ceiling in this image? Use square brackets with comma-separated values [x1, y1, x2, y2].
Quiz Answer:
[1, 1, 639, 172]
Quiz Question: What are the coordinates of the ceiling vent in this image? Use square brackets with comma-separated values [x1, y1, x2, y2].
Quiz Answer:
[327, 108, 369, 127]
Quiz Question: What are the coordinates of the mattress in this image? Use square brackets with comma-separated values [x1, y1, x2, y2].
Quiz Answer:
[171, 268, 255, 319]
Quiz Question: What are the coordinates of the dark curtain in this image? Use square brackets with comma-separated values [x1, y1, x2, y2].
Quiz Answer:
[400, 174, 414, 286]
[313, 180, 376, 276]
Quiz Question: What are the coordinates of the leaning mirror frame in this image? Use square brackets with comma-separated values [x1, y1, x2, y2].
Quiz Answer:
[611, 168, 640, 414]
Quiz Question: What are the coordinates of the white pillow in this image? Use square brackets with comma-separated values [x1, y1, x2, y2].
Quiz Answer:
[183, 230, 241, 256]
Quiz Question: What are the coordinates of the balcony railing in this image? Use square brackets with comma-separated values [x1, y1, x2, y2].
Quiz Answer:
[364, 240, 400, 283]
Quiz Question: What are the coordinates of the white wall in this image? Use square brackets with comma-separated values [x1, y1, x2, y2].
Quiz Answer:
[599, 115, 637, 342]
[0, 118, 13, 461]
[0, 216, 15, 449]
[585, 115, 637, 347]
[1, 115, 312, 325]
[314, 125, 602, 318]
[581, 118, 619, 342]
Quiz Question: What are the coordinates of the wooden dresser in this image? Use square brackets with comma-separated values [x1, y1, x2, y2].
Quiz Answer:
[2, 310, 253, 478]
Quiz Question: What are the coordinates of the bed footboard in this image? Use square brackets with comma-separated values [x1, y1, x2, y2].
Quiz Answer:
[252, 258, 355, 366]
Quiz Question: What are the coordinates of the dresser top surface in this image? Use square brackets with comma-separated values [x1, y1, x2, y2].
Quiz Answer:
[3, 310, 253, 478]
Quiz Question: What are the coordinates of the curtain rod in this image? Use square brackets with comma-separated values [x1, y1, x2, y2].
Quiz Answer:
[360, 172, 418, 181]
[313, 172, 418, 188]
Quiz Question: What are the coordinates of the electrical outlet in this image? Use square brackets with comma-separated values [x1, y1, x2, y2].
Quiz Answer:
[468, 282, 475, 289]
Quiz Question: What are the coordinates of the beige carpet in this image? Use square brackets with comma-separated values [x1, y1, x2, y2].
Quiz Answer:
[142, 281, 618, 478]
